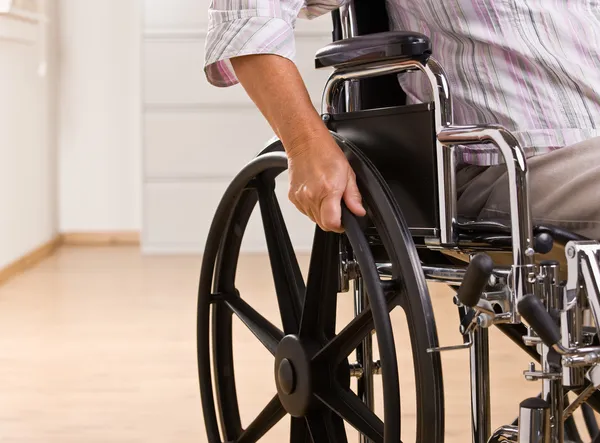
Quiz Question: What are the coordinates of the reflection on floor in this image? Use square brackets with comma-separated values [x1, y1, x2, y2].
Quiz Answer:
[0, 246, 592, 442]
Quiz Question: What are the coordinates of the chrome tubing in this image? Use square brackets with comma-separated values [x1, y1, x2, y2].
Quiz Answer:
[489, 425, 519, 443]
[538, 262, 563, 443]
[425, 58, 456, 247]
[378, 263, 510, 287]
[378, 263, 466, 284]
[422, 265, 466, 284]
[561, 301, 585, 387]
[566, 242, 600, 335]
[322, 59, 430, 115]
[470, 328, 491, 443]
[339, 2, 359, 41]
[338, 3, 361, 112]
[438, 125, 535, 318]
[562, 242, 600, 386]
[321, 57, 455, 245]
[517, 398, 550, 443]
[540, 344, 563, 443]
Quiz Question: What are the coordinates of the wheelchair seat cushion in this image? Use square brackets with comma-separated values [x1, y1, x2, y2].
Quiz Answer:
[315, 31, 432, 69]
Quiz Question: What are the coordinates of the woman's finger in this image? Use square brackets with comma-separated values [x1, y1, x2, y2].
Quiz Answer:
[343, 173, 366, 217]
[319, 192, 344, 233]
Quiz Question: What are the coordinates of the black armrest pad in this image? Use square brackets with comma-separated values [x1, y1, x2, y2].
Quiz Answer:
[315, 31, 431, 69]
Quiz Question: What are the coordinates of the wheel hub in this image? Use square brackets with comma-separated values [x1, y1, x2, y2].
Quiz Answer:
[275, 335, 315, 417]
[277, 359, 296, 395]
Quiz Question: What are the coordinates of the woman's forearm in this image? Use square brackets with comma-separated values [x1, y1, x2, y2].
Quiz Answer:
[230, 54, 330, 156]
[229, 53, 366, 231]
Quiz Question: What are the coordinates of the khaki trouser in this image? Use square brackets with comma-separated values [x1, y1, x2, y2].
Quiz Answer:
[457, 136, 600, 240]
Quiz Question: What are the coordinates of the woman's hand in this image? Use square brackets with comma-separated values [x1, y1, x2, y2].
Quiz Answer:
[287, 133, 366, 233]
[230, 54, 365, 230]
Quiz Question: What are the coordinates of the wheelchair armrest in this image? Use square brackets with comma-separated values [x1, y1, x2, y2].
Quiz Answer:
[315, 31, 432, 70]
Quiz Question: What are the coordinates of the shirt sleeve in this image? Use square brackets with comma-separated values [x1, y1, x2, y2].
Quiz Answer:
[204, 0, 348, 88]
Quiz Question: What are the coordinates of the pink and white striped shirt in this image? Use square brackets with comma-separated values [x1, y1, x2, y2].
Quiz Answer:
[204, 0, 600, 166]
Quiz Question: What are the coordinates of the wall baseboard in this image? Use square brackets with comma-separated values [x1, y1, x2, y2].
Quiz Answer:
[0, 232, 141, 286]
[0, 235, 62, 286]
[0, 231, 140, 285]
[61, 231, 140, 246]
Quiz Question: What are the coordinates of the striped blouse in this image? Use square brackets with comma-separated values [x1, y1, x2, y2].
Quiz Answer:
[204, 0, 600, 166]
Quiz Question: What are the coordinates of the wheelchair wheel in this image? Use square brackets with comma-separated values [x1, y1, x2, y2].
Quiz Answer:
[197, 136, 444, 443]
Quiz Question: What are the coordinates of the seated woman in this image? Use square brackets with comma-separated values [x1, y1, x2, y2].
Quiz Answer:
[204, 0, 600, 239]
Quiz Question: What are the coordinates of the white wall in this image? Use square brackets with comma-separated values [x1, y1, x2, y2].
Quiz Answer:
[141, 0, 333, 253]
[58, 0, 141, 232]
[54, 0, 333, 250]
[0, 1, 59, 269]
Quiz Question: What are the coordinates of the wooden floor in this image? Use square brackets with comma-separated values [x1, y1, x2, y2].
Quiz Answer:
[0, 246, 590, 442]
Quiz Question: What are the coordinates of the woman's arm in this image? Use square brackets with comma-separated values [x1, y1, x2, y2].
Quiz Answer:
[231, 54, 365, 232]
[204, 0, 361, 231]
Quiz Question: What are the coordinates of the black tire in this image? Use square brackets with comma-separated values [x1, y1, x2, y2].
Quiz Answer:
[197, 135, 445, 443]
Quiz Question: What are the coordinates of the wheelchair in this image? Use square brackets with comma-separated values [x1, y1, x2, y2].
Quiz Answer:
[196, 1, 600, 442]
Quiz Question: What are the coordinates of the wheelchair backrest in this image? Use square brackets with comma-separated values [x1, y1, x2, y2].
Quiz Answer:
[332, 0, 408, 110]
[332, 0, 389, 38]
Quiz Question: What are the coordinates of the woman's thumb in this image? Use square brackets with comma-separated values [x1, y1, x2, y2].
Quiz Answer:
[343, 175, 366, 217]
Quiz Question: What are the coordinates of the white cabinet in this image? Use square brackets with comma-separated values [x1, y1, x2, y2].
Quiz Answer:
[141, 0, 332, 253]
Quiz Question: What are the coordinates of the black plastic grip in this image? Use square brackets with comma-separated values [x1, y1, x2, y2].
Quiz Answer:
[534, 233, 554, 254]
[517, 294, 561, 347]
[457, 253, 493, 307]
[520, 397, 549, 410]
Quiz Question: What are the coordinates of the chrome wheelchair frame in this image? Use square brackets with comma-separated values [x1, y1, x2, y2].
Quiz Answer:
[196, 2, 600, 443]
[329, 3, 600, 443]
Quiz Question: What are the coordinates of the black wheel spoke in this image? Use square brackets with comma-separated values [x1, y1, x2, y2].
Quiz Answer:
[312, 284, 400, 364]
[257, 179, 305, 334]
[583, 402, 599, 440]
[305, 408, 348, 443]
[564, 414, 583, 443]
[316, 306, 374, 364]
[299, 227, 340, 340]
[223, 293, 284, 355]
[238, 395, 287, 443]
[290, 417, 312, 443]
[316, 386, 385, 443]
